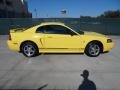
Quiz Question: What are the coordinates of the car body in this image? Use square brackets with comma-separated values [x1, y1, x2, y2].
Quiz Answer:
[7, 22, 114, 57]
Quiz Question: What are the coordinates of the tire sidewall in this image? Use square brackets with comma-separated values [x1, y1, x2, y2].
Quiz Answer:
[21, 42, 38, 57]
[85, 42, 100, 57]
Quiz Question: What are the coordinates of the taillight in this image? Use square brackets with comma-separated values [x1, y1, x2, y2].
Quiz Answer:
[9, 34, 11, 40]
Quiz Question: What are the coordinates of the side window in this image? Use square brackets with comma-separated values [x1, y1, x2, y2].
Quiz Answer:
[45, 25, 68, 34]
[44, 25, 56, 34]
[36, 26, 45, 33]
[46, 25, 76, 35]
[36, 25, 76, 35]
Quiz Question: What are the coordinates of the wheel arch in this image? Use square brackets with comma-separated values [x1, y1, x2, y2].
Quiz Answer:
[20, 40, 38, 52]
[85, 40, 104, 53]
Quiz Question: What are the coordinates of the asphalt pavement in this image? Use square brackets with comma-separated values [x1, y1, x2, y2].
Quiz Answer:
[0, 35, 120, 90]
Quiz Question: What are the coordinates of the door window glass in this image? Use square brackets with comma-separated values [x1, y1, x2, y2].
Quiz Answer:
[36, 25, 76, 35]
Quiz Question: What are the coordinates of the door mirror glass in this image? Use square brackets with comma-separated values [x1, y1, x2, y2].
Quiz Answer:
[67, 30, 77, 36]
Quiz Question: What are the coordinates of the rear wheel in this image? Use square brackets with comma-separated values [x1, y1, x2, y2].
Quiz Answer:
[85, 42, 101, 57]
[21, 42, 39, 57]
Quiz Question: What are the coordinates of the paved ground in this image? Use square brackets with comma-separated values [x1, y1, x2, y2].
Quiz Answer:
[0, 35, 120, 90]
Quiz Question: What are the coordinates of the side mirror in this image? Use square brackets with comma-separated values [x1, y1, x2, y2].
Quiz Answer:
[67, 30, 77, 36]
[70, 32, 77, 36]
[70, 33, 74, 36]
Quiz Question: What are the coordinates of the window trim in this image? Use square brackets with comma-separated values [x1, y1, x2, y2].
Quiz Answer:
[36, 25, 77, 35]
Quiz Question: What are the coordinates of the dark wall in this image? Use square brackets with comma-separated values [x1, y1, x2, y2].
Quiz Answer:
[0, 10, 32, 18]
[0, 18, 120, 35]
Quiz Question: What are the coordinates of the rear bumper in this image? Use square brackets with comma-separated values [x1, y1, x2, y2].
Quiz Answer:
[7, 40, 19, 51]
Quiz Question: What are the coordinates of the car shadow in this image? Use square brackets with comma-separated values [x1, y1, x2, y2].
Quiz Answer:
[38, 53, 84, 56]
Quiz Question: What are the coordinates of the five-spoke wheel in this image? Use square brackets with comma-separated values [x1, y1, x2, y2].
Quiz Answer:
[21, 42, 39, 57]
[85, 42, 101, 57]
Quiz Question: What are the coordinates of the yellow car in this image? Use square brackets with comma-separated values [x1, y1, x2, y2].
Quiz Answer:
[7, 22, 114, 57]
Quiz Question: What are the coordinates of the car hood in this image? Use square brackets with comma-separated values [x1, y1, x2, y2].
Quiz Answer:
[83, 31, 106, 37]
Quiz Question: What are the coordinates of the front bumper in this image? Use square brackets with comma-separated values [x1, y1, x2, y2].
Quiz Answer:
[103, 42, 114, 52]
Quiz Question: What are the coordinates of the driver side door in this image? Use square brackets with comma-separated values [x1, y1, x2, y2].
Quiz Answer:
[40, 25, 82, 49]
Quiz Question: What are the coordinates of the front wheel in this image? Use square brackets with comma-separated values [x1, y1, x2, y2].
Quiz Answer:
[85, 42, 101, 57]
[21, 42, 39, 57]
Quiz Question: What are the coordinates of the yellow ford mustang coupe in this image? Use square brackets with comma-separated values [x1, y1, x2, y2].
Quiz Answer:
[7, 22, 114, 57]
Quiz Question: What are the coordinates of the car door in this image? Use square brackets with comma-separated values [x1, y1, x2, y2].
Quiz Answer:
[38, 25, 82, 49]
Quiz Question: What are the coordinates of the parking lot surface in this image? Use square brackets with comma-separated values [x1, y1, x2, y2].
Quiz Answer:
[0, 35, 120, 90]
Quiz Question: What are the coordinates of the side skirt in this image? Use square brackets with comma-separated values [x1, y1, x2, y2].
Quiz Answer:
[39, 48, 84, 53]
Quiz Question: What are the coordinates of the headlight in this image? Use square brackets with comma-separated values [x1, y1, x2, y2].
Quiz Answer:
[107, 39, 112, 43]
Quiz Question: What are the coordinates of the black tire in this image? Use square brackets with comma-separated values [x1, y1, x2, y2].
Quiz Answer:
[85, 42, 101, 57]
[21, 42, 39, 57]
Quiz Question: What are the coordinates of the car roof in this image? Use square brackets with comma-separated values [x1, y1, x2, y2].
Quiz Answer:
[24, 22, 67, 33]
[40, 22, 65, 26]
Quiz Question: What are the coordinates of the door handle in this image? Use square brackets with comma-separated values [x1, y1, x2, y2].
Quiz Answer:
[47, 36, 52, 38]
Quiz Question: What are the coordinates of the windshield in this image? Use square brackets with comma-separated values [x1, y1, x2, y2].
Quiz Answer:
[67, 25, 84, 34]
